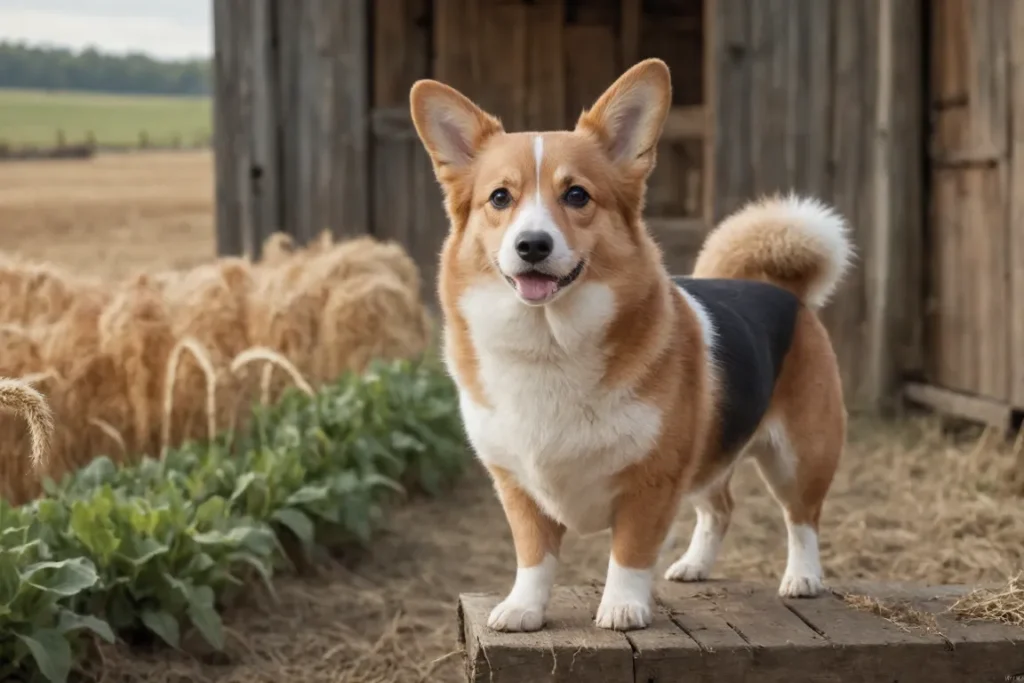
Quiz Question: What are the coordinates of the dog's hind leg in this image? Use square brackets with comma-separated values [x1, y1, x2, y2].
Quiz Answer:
[663, 473, 734, 582]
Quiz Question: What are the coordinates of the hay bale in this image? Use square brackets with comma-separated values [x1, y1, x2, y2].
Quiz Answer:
[0, 234, 434, 502]
[98, 275, 175, 456]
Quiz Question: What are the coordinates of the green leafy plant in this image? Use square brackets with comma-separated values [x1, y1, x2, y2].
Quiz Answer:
[0, 358, 468, 682]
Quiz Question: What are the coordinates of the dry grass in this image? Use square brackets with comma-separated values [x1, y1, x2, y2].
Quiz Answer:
[951, 572, 1024, 627]
[841, 594, 940, 633]
[0, 231, 432, 503]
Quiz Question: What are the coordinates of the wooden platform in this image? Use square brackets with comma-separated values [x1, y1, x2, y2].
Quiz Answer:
[458, 581, 1024, 682]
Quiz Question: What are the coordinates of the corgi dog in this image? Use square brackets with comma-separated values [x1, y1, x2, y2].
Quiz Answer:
[409, 58, 852, 632]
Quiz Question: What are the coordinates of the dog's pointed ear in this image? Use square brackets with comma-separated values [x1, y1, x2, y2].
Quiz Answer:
[575, 59, 672, 178]
[410, 80, 503, 181]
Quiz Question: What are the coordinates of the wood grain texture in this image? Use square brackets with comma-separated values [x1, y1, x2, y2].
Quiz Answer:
[460, 581, 1024, 682]
[929, 0, 1009, 165]
[1008, 0, 1024, 407]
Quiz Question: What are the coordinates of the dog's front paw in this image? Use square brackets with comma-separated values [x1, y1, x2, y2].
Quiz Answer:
[488, 599, 545, 632]
[778, 573, 824, 598]
[595, 599, 652, 631]
[663, 557, 711, 582]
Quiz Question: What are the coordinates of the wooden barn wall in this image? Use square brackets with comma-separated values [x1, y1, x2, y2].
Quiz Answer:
[213, 0, 368, 260]
[927, 0, 1024, 410]
[215, 0, 709, 303]
[708, 0, 924, 410]
[370, 0, 710, 301]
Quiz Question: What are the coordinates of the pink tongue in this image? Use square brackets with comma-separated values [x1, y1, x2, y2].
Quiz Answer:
[514, 274, 559, 301]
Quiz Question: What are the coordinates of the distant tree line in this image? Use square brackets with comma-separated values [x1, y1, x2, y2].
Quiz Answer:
[0, 41, 211, 96]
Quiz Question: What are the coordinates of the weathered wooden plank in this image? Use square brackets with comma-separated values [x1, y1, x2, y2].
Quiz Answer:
[249, 0, 281, 253]
[1009, 0, 1024, 407]
[477, 2, 527, 130]
[647, 218, 707, 275]
[372, 0, 430, 108]
[661, 106, 707, 141]
[824, 0, 876, 408]
[927, 166, 1010, 400]
[619, 0, 642, 68]
[748, 0, 792, 194]
[705, 0, 753, 223]
[904, 381, 1012, 430]
[524, 0, 566, 131]
[930, 0, 969, 107]
[462, 582, 1024, 682]
[929, 0, 1010, 165]
[564, 21, 619, 124]
[274, 0, 370, 246]
[888, 0, 926, 381]
[433, 0, 481, 96]
[212, 0, 246, 256]
[459, 586, 634, 683]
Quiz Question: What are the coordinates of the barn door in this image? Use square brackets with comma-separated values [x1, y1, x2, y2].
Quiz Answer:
[926, 0, 1019, 409]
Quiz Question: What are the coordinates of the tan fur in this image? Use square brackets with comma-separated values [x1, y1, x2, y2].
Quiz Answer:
[410, 58, 850, 631]
[490, 465, 567, 567]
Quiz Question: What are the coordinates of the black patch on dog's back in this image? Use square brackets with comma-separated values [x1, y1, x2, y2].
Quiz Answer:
[672, 277, 800, 456]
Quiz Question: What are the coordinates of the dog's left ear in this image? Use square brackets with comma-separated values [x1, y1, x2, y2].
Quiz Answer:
[575, 59, 672, 178]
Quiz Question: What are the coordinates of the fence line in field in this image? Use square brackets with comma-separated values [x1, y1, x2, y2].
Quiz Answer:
[0, 128, 214, 162]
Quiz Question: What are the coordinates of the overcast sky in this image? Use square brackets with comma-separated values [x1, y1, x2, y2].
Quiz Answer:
[0, 0, 212, 60]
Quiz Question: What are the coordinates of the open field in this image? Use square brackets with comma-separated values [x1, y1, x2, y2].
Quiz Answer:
[2, 152, 1022, 682]
[0, 151, 215, 278]
[0, 88, 211, 148]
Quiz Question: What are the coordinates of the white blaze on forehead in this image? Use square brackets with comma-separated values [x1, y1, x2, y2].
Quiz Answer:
[533, 135, 544, 191]
[496, 134, 575, 277]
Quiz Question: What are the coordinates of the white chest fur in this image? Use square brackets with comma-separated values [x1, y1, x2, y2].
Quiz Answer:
[448, 281, 663, 535]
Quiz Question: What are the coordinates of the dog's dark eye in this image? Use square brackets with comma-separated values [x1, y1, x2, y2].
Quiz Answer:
[564, 185, 590, 208]
[489, 188, 512, 209]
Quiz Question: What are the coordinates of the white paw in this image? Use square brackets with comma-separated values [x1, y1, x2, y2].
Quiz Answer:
[664, 558, 711, 582]
[487, 599, 545, 632]
[595, 599, 652, 631]
[778, 573, 825, 598]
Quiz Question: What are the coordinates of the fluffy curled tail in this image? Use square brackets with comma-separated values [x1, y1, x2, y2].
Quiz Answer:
[0, 378, 54, 469]
[692, 194, 854, 310]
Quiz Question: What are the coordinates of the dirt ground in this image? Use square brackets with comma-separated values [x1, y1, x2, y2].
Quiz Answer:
[4, 153, 1022, 683]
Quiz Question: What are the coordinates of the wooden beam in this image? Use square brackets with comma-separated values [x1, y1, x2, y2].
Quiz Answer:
[661, 106, 707, 140]
[903, 382, 1012, 430]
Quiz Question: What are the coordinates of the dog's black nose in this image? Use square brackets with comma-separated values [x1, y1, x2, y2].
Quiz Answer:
[515, 231, 554, 264]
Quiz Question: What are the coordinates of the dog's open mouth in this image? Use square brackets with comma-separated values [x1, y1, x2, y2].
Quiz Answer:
[505, 260, 585, 303]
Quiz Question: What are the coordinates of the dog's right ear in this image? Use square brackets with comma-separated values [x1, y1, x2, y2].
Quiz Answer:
[410, 80, 503, 183]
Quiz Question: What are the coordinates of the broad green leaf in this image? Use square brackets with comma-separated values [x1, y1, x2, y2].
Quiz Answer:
[195, 496, 227, 527]
[15, 627, 72, 683]
[285, 485, 330, 507]
[117, 537, 169, 567]
[271, 508, 315, 547]
[56, 609, 116, 643]
[69, 502, 119, 560]
[185, 585, 224, 650]
[0, 551, 21, 606]
[229, 472, 257, 504]
[141, 609, 181, 649]
[226, 552, 276, 600]
[23, 558, 99, 597]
